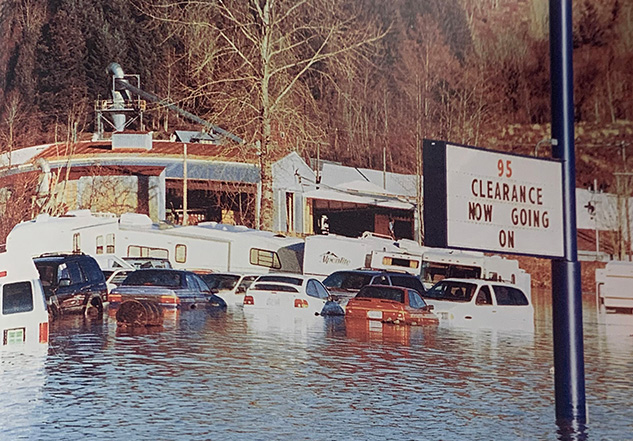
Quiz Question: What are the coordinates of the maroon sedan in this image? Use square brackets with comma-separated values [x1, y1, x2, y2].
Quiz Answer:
[345, 285, 438, 326]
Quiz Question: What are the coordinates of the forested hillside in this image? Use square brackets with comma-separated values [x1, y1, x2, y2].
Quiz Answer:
[1, 0, 631, 176]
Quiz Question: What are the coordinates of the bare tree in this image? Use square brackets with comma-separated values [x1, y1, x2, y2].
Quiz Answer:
[139, 0, 387, 230]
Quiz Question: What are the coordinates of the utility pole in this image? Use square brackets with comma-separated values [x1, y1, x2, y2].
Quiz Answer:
[550, 0, 587, 427]
[183, 143, 188, 226]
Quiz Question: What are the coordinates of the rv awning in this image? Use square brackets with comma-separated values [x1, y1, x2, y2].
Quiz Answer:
[303, 188, 413, 210]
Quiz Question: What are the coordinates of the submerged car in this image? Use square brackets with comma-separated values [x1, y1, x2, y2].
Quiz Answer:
[109, 269, 226, 310]
[345, 285, 438, 325]
[33, 253, 108, 318]
[423, 278, 534, 328]
[322, 269, 426, 309]
[243, 274, 337, 316]
[199, 273, 259, 306]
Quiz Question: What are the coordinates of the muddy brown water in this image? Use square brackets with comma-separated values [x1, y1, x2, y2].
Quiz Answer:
[1, 289, 631, 440]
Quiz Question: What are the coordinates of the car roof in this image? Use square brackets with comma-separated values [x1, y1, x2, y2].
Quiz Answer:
[330, 269, 415, 277]
[360, 284, 406, 291]
[256, 273, 313, 280]
[34, 253, 90, 262]
[132, 268, 190, 275]
[205, 272, 258, 277]
[251, 280, 303, 288]
[435, 278, 522, 288]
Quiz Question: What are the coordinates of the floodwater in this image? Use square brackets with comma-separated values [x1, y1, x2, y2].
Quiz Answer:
[1, 289, 632, 441]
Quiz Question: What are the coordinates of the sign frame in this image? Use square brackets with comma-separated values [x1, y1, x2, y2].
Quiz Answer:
[423, 139, 564, 258]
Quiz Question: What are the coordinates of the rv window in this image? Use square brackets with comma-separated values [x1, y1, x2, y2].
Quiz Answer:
[249, 248, 282, 269]
[450, 265, 481, 279]
[175, 244, 187, 264]
[421, 262, 449, 284]
[96, 235, 104, 254]
[73, 233, 81, 253]
[382, 256, 420, 269]
[127, 245, 169, 260]
[2, 281, 34, 315]
[106, 234, 115, 254]
[421, 262, 481, 284]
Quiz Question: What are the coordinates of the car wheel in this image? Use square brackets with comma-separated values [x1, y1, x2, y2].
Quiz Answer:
[84, 296, 104, 319]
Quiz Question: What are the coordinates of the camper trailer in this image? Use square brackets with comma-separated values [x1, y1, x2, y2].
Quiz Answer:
[302, 232, 401, 279]
[6, 211, 304, 275]
[302, 231, 531, 298]
[370, 245, 531, 299]
[0, 251, 49, 347]
[596, 261, 633, 313]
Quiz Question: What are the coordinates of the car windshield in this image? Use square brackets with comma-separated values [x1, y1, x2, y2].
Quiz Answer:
[356, 286, 404, 303]
[425, 281, 477, 302]
[124, 258, 172, 269]
[322, 272, 374, 291]
[201, 274, 241, 290]
[123, 270, 182, 288]
[255, 275, 303, 286]
[109, 271, 130, 286]
[251, 283, 299, 293]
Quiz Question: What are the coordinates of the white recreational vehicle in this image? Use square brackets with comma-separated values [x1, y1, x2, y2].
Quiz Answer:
[370, 243, 531, 298]
[0, 250, 49, 348]
[6, 211, 304, 275]
[302, 232, 402, 279]
[303, 232, 531, 297]
[596, 261, 633, 313]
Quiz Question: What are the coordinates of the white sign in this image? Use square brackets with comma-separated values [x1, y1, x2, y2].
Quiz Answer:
[446, 144, 564, 257]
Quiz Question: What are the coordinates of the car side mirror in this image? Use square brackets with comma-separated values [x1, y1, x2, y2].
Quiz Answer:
[58, 278, 71, 287]
[211, 288, 219, 294]
[424, 304, 434, 311]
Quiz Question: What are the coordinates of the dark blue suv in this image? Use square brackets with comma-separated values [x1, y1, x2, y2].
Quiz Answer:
[34, 253, 107, 319]
[322, 269, 426, 309]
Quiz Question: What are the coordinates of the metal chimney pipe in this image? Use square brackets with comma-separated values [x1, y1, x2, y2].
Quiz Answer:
[106, 62, 128, 132]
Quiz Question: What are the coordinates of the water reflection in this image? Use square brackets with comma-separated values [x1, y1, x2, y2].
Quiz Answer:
[0, 346, 47, 439]
[1, 289, 633, 440]
[556, 419, 588, 441]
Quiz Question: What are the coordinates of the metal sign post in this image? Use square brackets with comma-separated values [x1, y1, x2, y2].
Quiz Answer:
[550, 0, 587, 425]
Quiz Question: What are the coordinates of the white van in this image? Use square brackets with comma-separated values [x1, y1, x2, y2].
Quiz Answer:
[0, 251, 49, 347]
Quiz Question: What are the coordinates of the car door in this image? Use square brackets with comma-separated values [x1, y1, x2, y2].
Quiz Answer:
[78, 258, 107, 302]
[490, 284, 532, 325]
[56, 261, 87, 309]
[472, 284, 497, 323]
[390, 275, 426, 295]
[185, 273, 207, 303]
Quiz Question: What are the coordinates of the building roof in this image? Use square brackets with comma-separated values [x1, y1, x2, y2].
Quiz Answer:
[0, 138, 260, 185]
[30, 139, 258, 163]
[319, 163, 418, 198]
